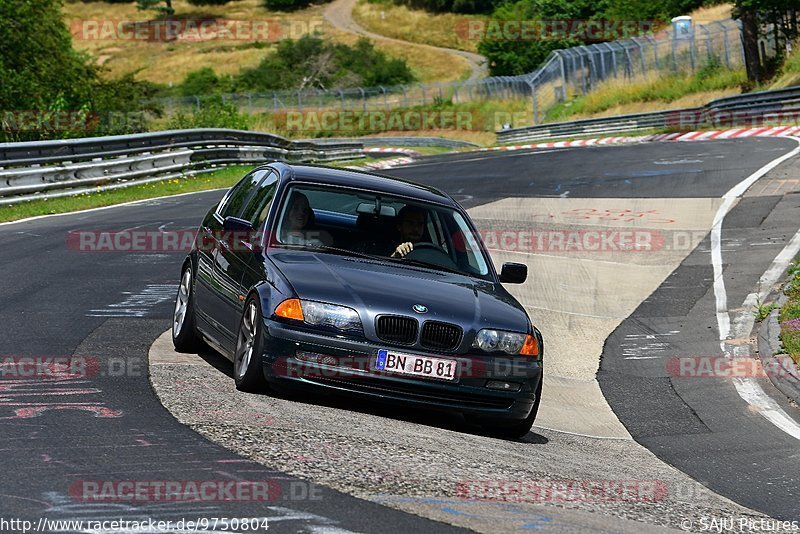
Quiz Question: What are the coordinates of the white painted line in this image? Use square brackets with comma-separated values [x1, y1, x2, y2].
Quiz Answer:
[710, 136, 800, 440]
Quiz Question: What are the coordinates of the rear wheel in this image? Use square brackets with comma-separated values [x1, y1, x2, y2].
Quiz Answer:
[234, 296, 268, 392]
[172, 265, 203, 352]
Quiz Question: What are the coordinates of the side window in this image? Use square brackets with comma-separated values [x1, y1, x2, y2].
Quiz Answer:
[240, 171, 278, 227]
[218, 170, 268, 219]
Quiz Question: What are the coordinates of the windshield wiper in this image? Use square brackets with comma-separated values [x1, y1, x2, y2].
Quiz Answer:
[386, 257, 464, 276]
[276, 243, 385, 262]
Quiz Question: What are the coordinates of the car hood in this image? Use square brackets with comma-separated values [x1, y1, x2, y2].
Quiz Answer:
[268, 250, 530, 335]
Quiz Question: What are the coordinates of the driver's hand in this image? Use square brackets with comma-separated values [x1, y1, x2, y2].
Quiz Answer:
[392, 242, 413, 258]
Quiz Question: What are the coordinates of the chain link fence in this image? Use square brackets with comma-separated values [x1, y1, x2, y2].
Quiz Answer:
[153, 19, 771, 126]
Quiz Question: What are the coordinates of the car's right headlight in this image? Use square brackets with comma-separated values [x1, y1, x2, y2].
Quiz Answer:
[473, 329, 539, 356]
[275, 298, 363, 333]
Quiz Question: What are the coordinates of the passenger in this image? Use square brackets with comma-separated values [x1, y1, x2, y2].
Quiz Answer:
[280, 192, 325, 246]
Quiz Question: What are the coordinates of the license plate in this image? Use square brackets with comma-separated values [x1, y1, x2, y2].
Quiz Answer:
[375, 349, 458, 381]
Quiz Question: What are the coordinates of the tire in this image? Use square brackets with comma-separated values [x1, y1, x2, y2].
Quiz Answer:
[172, 264, 204, 353]
[481, 378, 542, 439]
[233, 296, 268, 392]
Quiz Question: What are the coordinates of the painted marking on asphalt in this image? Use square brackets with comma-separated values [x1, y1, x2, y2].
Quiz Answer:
[87, 284, 178, 318]
[0, 378, 121, 420]
[710, 136, 800, 440]
[653, 159, 703, 165]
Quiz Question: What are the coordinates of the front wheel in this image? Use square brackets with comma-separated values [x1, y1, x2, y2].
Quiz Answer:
[233, 296, 268, 392]
[172, 265, 204, 353]
[481, 379, 542, 439]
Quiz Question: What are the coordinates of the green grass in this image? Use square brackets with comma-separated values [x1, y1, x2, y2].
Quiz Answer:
[769, 46, 800, 88]
[755, 303, 778, 322]
[778, 260, 800, 365]
[0, 166, 251, 223]
[544, 63, 747, 123]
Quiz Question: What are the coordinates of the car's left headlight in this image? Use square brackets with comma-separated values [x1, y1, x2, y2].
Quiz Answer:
[300, 300, 363, 332]
[473, 329, 539, 356]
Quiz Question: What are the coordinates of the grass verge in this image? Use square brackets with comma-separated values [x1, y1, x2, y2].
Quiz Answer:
[544, 64, 747, 123]
[0, 166, 251, 224]
[352, 0, 478, 52]
[778, 260, 800, 365]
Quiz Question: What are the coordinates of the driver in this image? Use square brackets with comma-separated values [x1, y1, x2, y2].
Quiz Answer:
[390, 205, 427, 258]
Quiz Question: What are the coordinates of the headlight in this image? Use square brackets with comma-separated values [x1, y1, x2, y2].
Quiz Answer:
[473, 329, 539, 356]
[300, 300, 362, 332]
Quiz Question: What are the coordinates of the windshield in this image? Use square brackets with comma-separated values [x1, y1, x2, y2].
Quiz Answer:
[271, 184, 493, 280]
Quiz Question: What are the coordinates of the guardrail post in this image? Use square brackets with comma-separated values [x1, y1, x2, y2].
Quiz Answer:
[526, 79, 539, 125]
[580, 52, 588, 94]
[380, 86, 387, 109]
[607, 44, 617, 78]
[194, 96, 200, 111]
[587, 50, 598, 88]
[623, 47, 634, 78]
[557, 52, 567, 100]
[717, 21, 731, 67]
[634, 38, 647, 76]
[646, 35, 660, 70]
[700, 25, 713, 61]
[338, 89, 345, 110]
[359, 87, 366, 112]
[597, 46, 606, 80]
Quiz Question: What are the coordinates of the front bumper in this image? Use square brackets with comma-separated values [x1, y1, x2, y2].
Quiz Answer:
[260, 318, 542, 422]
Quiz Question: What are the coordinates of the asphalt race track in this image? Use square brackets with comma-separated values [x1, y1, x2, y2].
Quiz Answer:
[2, 137, 800, 532]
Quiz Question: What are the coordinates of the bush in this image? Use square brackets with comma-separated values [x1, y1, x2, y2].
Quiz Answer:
[166, 96, 253, 130]
[236, 36, 414, 91]
[180, 67, 234, 96]
[391, 0, 496, 14]
[262, 0, 318, 11]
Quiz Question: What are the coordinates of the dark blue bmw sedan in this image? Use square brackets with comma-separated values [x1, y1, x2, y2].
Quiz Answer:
[172, 162, 543, 438]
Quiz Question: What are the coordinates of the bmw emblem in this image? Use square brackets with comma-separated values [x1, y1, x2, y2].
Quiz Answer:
[413, 304, 428, 314]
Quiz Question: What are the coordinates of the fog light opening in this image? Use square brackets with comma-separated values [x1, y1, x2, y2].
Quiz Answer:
[485, 380, 521, 392]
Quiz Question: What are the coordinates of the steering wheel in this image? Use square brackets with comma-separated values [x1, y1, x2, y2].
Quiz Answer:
[404, 242, 459, 271]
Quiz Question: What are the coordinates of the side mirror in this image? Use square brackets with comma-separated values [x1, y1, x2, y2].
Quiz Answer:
[222, 217, 260, 252]
[222, 216, 254, 233]
[499, 262, 527, 284]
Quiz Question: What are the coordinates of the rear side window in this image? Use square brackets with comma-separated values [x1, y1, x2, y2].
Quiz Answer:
[240, 171, 278, 227]
[218, 169, 269, 219]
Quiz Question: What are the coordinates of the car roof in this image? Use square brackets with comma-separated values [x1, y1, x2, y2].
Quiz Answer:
[261, 162, 458, 207]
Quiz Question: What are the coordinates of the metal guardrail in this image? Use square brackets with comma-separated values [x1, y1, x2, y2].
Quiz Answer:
[496, 85, 800, 144]
[308, 137, 479, 148]
[0, 129, 363, 205]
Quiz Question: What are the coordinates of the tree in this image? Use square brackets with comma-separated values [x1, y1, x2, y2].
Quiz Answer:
[0, 0, 96, 111]
[137, 0, 174, 16]
[733, 0, 799, 82]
